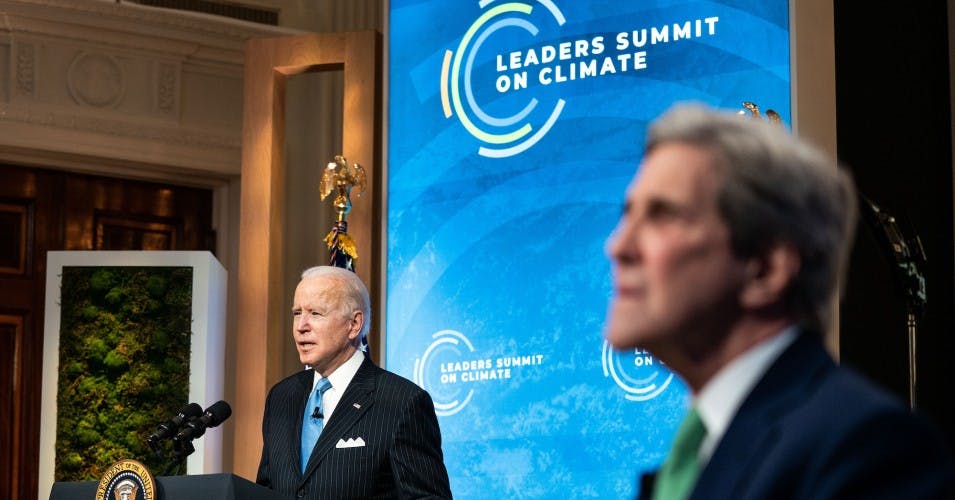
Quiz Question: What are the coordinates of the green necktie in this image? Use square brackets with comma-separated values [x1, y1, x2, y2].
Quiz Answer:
[652, 407, 707, 500]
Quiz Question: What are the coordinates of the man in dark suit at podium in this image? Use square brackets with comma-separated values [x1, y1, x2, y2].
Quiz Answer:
[605, 104, 955, 499]
[256, 266, 452, 499]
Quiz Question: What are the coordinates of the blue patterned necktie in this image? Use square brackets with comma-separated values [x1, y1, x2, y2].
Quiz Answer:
[301, 377, 332, 473]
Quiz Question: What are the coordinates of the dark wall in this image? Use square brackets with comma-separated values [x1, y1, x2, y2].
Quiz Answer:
[835, 2, 955, 452]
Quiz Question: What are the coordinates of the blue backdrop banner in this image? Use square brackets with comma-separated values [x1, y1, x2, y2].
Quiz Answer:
[386, 1, 790, 497]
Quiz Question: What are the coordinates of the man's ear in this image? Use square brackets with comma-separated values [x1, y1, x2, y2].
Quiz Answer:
[348, 310, 364, 340]
[740, 243, 801, 309]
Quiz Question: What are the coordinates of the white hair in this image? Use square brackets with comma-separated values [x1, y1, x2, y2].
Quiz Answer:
[300, 266, 371, 345]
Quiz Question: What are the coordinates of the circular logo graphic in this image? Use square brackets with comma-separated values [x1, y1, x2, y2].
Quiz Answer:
[95, 459, 156, 500]
[440, 0, 567, 158]
[601, 341, 674, 401]
[414, 329, 476, 416]
[414, 329, 546, 417]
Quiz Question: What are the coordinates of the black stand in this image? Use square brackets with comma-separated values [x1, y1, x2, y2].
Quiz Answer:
[862, 195, 927, 409]
[162, 438, 194, 476]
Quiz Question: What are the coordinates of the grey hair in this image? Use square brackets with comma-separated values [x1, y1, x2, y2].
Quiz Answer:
[646, 103, 858, 330]
[300, 266, 371, 344]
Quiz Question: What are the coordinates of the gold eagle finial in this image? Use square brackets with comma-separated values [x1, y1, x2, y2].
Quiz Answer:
[739, 101, 782, 125]
[320, 155, 367, 222]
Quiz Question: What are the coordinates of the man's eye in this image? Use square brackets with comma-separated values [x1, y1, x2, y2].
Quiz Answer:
[644, 201, 678, 220]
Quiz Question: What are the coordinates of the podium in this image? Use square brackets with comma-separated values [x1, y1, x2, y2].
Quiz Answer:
[49, 473, 287, 500]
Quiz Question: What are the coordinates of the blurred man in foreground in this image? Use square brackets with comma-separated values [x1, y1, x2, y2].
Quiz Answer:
[606, 103, 955, 499]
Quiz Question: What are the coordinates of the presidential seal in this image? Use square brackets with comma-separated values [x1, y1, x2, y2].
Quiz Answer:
[95, 459, 156, 500]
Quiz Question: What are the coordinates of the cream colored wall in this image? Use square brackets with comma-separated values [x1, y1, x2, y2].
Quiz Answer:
[227, 1, 382, 378]
[236, 30, 381, 479]
[270, 0, 383, 409]
[247, 0, 384, 461]
[230, 1, 384, 479]
[281, 72, 345, 377]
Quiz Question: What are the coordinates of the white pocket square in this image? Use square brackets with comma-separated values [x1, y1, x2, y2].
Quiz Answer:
[336, 437, 366, 448]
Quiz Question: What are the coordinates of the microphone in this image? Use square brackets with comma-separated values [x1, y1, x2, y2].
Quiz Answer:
[148, 403, 203, 443]
[312, 407, 323, 419]
[174, 400, 232, 442]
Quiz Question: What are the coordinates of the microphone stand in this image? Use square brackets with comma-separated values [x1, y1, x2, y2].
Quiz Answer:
[147, 436, 164, 462]
[907, 311, 919, 408]
[861, 195, 927, 409]
[163, 438, 194, 476]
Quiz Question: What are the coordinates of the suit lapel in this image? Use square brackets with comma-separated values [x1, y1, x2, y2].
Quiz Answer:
[691, 404, 783, 499]
[301, 357, 378, 479]
[689, 332, 833, 500]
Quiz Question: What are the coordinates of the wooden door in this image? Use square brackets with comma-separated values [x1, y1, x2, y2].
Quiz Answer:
[0, 164, 213, 499]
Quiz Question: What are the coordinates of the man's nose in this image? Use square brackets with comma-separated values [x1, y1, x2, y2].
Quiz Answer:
[607, 218, 637, 261]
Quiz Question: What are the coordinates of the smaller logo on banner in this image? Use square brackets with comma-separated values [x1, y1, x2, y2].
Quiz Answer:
[414, 329, 545, 416]
[95, 459, 156, 500]
[601, 341, 674, 401]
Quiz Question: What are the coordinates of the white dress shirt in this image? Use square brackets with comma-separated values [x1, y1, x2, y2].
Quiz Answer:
[693, 326, 798, 466]
[311, 349, 365, 424]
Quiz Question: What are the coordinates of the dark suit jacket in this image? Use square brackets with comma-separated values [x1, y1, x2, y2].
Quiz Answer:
[256, 357, 452, 499]
[639, 332, 955, 500]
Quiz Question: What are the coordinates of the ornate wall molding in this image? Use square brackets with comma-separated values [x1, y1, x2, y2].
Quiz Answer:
[67, 52, 125, 108]
[0, 0, 300, 176]
[14, 42, 34, 98]
[0, 104, 239, 149]
[156, 61, 178, 115]
[2, 0, 281, 46]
